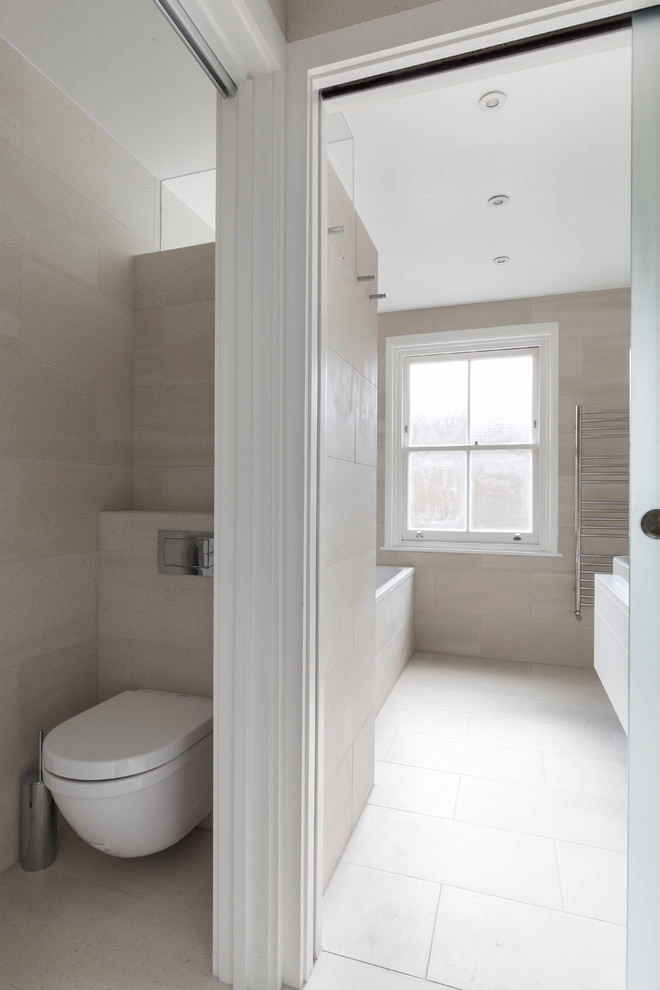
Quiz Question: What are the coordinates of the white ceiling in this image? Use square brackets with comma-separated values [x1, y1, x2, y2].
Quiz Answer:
[0, 0, 216, 180]
[331, 31, 632, 312]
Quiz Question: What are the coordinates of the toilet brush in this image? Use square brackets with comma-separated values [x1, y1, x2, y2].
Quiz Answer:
[20, 729, 57, 871]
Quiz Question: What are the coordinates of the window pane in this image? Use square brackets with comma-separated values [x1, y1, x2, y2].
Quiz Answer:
[408, 360, 468, 446]
[469, 354, 534, 445]
[408, 451, 467, 530]
[469, 449, 534, 532]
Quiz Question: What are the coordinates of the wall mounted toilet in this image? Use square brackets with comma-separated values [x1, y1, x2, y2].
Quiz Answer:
[42, 689, 213, 857]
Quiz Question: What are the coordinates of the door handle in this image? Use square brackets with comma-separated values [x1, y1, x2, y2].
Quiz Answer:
[641, 509, 660, 538]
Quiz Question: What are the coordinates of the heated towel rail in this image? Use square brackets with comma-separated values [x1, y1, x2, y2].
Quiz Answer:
[574, 406, 629, 620]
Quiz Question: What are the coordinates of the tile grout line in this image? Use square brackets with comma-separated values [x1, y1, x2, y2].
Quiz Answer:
[425, 883, 444, 983]
[552, 839, 566, 913]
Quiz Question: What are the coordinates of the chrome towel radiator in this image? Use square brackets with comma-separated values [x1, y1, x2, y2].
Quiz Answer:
[574, 406, 629, 619]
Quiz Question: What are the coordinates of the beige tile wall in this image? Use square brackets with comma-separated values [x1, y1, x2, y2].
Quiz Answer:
[322, 167, 379, 887]
[378, 288, 631, 668]
[0, 35, 157, 871]
[133, 243, 215, 512]
[97, 512, 214, 702]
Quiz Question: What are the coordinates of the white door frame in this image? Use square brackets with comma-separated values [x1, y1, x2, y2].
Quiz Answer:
[628, 7, 660, 985]
[206, 0, 659, 987]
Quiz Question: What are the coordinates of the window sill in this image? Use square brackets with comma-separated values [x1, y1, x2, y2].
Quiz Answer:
[381, 545, 563, 557]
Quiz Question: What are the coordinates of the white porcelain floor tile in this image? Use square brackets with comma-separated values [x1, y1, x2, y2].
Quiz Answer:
[51, 826, 212, 911]
[323, 656, 628, 988]
[411, 682, 538, 719]
[375, 726, 397, 760]
[305, 951, 449, 990]
[455, 775, 627, 850]
[427, 886, 626, 990]
[399, 660, 479, 690]
[555, 840, 627, 924]
[322, 862, 440, 978]
[384, 680, 419, 705]
[376, 700, 471, 738]
[474, 671, 540, 699]
[469, 711, 624, 761]
[343, 804, 563, 909]
[385, 730, 546, 785]
[2, 882, 217, 990]
[532, 663, 602, 683]
[536, 698, 623, 731]
[532, 677, 612, 706]
[369, 760, 459, 818]
[543, 750, 627, 800]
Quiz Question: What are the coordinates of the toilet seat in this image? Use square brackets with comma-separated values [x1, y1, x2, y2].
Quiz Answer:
[42, 689, 213, 781]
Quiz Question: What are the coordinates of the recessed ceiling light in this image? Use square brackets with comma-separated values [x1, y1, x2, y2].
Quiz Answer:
[479, 91, 506, 112]
[488, 194, 509, 207]
[493, 255, 510, 265]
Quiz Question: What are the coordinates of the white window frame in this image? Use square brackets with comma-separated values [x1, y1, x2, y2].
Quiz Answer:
[384, 323, 559, 555]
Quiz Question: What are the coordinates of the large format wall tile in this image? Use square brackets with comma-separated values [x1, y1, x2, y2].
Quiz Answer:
[0, 139, 98, 287]
[22, 65, 156, 245]
[0, 243, 21, 350]
[324, 458, 376, 566]
[162, 300, 215, 384]
[97, 212, 154, 309]
[0, 555, 97, 669]
[97, 381, 133, 466]
[133, 383, 214, 466]
[0, 37, 22, 150]
[19, 461, 131, 558]
[98, 555, 212, 650]
[21, 259, 133, 383]
[131, 243, 214, 511]
[132, 465, 214, 512]
[97, 512, 214, 701]
[17, 639, 97, 764]
[323, 634, 375, 782]
[0, 353, 97, 462]
[0, 458, 19, 561]
[134, 243, 215, 310]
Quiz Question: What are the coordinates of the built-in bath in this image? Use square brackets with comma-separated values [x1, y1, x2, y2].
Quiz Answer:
[374, 565, 415, 711]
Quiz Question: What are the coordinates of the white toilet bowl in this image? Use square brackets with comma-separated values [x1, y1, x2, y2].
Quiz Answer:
[42, 689, 213, 857]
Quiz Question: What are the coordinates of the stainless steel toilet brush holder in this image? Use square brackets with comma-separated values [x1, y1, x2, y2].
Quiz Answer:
[21, 729, 57, 872]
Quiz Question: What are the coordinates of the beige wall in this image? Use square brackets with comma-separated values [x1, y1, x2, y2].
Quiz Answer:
[322, 167, 379, 886]
[133, 243, 215, 512]
[0, 36, 158, 871]
[286, 0, 561, 42]
[98, 512, 213, 702]
[378, 288, 631, 667]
